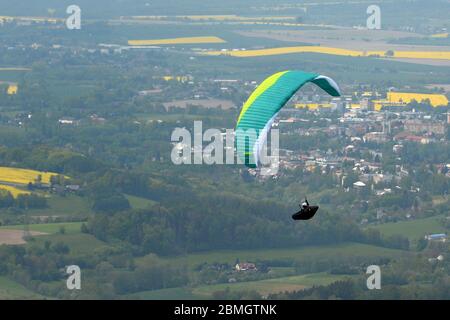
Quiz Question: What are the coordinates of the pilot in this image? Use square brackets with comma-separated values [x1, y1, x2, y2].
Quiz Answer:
[301, 199, 309, 209]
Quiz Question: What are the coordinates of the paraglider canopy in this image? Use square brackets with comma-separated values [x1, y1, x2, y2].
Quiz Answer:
[236, 70, 341, 167]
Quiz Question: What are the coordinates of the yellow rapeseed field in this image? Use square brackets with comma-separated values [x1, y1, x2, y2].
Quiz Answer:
[7, 84, 18, 95]
[162, 76, 190, 82]
[295, 103, 332, 110]
[128, 36, 226, 46]
[0, 167, 63, 185]
[204, 46, 361, 57]
[372, 92, 449, 111]
[431, 33, 449, 38]
[387, 92, 449, 106]
[203, 46, 450, 61]
[389, 51, 450, 60]
[0, 185, 31, 197]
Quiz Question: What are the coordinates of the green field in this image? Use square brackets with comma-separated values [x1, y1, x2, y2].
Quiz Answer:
[135, 272, 351, 299]
[29, 195, 93, 217]
[137, 242, 407, 269]
[134, 287, 207, 300]
[371, 216, 447, 240]
[28, 233, 111, 255]
[0, 276, 43, 300]
[0, 220, 110, 256]
[135, 242, 404, 300]
[0, 222, 83, 234]
[193, 273, 351, 297]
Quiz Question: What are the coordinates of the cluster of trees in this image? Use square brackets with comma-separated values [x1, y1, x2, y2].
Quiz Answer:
[0, 191, 47, 209]
[84, 187, 412, 256]
[0, 241, 69, 289]
[0, 146, 100, 175]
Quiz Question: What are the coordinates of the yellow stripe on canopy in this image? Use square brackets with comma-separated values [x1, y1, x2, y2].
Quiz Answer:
[237, 71, 288, 124]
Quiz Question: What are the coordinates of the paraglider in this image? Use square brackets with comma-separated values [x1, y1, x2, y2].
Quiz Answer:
[235, 70, 341, 168]
[235, 70, 340, 221]
[292, 198, 319, 221]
